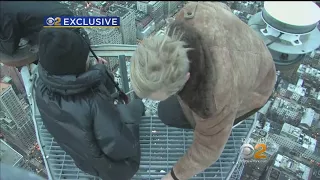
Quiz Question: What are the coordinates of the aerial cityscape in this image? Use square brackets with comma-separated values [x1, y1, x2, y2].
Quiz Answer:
[1, 1, 320, 180]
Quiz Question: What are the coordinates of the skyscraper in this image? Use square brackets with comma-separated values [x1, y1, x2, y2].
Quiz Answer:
[136, 1, 165, 30]
[109, 4, 137, 45]
[0, 83, 36, 155]
[163, 1, 184, 17]
[0, 64, 25, 94]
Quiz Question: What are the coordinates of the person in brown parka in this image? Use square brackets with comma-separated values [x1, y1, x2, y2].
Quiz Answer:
[130, 2, 276, 180]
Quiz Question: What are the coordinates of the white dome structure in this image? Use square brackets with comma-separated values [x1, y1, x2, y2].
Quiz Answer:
[249, 1, 320, 66]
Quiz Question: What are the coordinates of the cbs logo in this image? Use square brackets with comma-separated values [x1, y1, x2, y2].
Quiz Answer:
[46, 17, 61, 26]
[240, 143, 267, 159]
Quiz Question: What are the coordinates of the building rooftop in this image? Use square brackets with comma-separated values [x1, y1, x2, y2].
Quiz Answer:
[116, 1, 136, 9]
[0, 82, 10, 94]
[300, 108, 315, 127]
[271, 97, 303, 112]
[263, 121, 271, 132]
[88, 7, 102, 16]
[0, 140, 23, 167]
[269, 168, 281, 180]
[281, 123, 302, 138]
[135, 11, 148, 21]
[297, 64, 320, 78]
[268, 167, 298, 180]
[274, 154, 311, 180]
[1, 76, 12, 83]
[301, 135, 317, 152]
[109, 4, 130, 18]
[137, 15, 152, 28]
[281, 123, 317, 152]
[286, 78, 307, 97]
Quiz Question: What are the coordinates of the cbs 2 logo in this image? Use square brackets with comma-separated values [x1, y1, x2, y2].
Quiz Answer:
[46, 17, 61, 26]
[241, 143, 267, 159]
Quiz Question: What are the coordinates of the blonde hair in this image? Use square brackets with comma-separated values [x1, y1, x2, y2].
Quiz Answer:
[130, 28, 191, 98]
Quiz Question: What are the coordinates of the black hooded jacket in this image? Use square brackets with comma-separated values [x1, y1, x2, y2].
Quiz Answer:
[35, 64, 144, 180]
[0, 1, 73, 55]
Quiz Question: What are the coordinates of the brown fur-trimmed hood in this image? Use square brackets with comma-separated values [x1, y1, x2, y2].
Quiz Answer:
[169, 20, 217, 119]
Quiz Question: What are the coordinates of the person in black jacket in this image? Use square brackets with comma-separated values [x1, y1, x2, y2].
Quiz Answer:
[0, 1, 74, 66]
[35, 28, 145, 180]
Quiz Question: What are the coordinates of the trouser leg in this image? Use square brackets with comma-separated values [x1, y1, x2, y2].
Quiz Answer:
[158, 95, 193, 129]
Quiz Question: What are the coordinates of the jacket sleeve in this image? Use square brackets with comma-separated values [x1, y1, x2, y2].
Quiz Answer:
[93, 97, 143, 161]
[172, 105, 237, 179]
[0, 16, 20, 55]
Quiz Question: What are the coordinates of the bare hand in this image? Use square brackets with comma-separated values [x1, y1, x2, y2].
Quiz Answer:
[161, 172, 174, 180]
[97, 57, 108, 64]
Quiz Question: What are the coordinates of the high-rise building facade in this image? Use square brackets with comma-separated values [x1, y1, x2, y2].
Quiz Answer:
[109, 4, 137, 45]
[0, 83, 36, 155]
[137, 1, 149, 14]
[137, 1, 165, 30]
[163, 1, 184, 17]
[86, 28, 122, 45]
[0, 64, 25, 94]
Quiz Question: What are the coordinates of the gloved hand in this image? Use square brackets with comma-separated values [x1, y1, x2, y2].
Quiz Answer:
[117, 99, 145, 125]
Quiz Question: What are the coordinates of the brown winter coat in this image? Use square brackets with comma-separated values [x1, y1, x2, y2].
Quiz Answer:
[170, 2, 276, 179]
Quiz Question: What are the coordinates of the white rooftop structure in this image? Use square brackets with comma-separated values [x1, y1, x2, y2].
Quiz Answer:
[281, 123, 302, 139]
[301, 135, 317, 152]
[249, 1, 320, 66]
[294, 88, 306, 97]
[272, 97, 302, 110]
[273, 154, 311, 180]
[270, 134, 320, 162]
[297, 64, 320, 79]
[274, 154, 283, 167]
[286, 79, 306, 96]
[263, 122, 271, 132]
[300, 108, 315, 127]
[281, 123, 317, 152]
[264, 1, 320, 26]
[296, 79, 303, 87]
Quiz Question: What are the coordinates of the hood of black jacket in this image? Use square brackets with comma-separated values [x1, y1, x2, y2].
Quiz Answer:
[38, 64, 109, 96]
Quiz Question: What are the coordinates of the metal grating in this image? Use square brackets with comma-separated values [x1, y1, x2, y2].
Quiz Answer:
[133, 117, 254, 180]
[33, 109, 253, 180]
